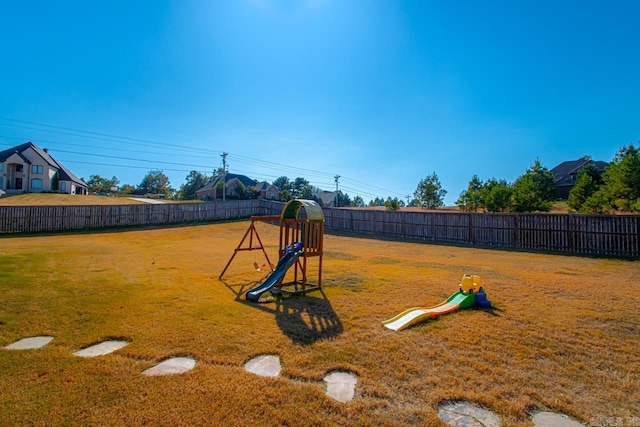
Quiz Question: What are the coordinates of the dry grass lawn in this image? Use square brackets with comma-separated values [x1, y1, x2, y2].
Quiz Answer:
[0, 193, 145, 206]
[0, 221, 638, 426]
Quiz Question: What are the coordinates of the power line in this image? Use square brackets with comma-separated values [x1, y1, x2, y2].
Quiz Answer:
[1, 118, 410, 198]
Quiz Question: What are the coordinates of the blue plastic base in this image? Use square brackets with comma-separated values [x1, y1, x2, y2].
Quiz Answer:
[476, 299, 492, 308]
[474, 292, 492, 308]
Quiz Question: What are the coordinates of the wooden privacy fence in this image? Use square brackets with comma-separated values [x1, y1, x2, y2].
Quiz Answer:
[0, 200, 265, 233]
[322, 208, 640, 258]
[1, 199, 638, 257]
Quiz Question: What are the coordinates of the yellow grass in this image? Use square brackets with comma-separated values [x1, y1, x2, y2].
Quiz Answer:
[0, 221, 638, 426]
[0, 193, 145, 206]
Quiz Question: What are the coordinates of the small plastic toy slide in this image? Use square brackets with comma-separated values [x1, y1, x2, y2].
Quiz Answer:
[382, 291, 476, 331]
[245, 242, 303, 302]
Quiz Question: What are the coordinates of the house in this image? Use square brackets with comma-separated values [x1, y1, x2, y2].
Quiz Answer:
[0, 141, 88, 195]
[550, 156, 608, 199]
[315, 190, 339, 207]
[254, 181, 280, 200]
[196, 173, 257, 200]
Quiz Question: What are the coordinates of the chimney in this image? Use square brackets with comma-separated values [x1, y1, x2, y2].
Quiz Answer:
[43, 148, 49, 154]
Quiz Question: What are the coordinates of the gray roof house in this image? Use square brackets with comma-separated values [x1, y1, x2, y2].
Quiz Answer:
[550, 156, 608, 199]
[196, 173, 257, 200]
[253, 181, 280, 200]
[0, 141, 88, 195]
[315, 190, 339, 207]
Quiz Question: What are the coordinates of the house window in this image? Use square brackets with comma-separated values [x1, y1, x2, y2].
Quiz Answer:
[60, 182, 67, 192]
[0, 177, 3, 188]
[0, 163, 3, 172]
[31, 178, 43, 190]
[16, 164, 23, 172]
[32, 165, 43, 174]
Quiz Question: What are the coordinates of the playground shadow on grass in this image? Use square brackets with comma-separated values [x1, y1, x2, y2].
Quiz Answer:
[219, 278, 344, 345]
[474, 305, 505, 317]
[273, 292, 343, 345]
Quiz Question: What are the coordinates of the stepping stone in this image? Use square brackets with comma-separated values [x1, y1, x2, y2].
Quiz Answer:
[438, 401, 501, 427]
[244, 355, 281, 377]
[4, 336, 54, 350]
[532, 411, 584, 427]
[142, 357, 196, 376]
[73, 340, 129, 357]
[323, 371, 358, 403]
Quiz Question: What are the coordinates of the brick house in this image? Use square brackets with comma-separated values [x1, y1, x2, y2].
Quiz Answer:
[196, 173, 257, 200]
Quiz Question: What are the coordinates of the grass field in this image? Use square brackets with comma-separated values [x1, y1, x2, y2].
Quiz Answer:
[0, 221, 638, 426]
[0, 193, 146, 206]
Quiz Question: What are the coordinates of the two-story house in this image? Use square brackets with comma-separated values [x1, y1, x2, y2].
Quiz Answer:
[0, 141, 88, 195]
[196, 173, 257, 200]
[550, 156, 608, 199]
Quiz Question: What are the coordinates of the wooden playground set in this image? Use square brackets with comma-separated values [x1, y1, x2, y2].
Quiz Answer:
[219, 199, 325, 299]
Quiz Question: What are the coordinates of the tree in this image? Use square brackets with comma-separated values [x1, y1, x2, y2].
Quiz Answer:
[581, 191, 612, 214]
[334, 191, 351, 207]
[233, 181, 246, 198]
[567, 164, 601, 212]
[352, 196, 365, 207]
[369, 197, 385, 207]
[177, 170, 210, 200]
[272, 176, 290, 192]
[299, 184, 315, 200]
[120, 184, 136, 194]
[600, 143, 640, 212]
[384, 197, 404, 210]
[511, 159, 555, 212]
[482, 178, 512, 213]
[137, 170, 174, 197]
[414, 172, 447, 209]
[291, 177, 309, 198]
[456, 175, 484, 212]
[86, 175, 119, 193]
[279, 189, 291, 202]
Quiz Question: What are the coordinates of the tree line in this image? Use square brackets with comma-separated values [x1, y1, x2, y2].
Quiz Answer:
[84, 141, 639, 214]
[454, 142, 640, 214]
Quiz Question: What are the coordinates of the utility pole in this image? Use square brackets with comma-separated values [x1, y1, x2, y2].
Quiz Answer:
[334, 174, 340, 207]
[406, 194, 411, 206]
[221, 152, 228, 202]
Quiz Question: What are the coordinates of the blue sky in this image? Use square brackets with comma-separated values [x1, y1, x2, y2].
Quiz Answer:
[1, 0, 638, 204]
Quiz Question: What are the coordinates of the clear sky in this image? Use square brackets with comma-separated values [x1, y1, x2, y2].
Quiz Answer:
[1, 0, 638, 204]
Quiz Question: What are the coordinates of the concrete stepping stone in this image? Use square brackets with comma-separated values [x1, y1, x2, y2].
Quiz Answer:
[532, 411, 584, 427]
[73, 340, 129, 357]
[142, 357, 196, 376]
[438, 401, 501, 427]
[244, 355, 281, 377]
[323, 371, 358, 403]
[4, 336, 54, 350]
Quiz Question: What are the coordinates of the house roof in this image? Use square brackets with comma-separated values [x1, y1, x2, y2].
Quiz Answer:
[196, 173, 257, 192]
[254, 181, 276, 191]
[551, 157, 608, 186]
[0, 141, 87, 187]
[315, 190, 338, 206]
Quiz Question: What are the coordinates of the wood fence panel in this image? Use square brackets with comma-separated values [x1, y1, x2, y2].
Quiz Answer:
[323, 208, 639, 258]
[1, 201, 638, 257]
